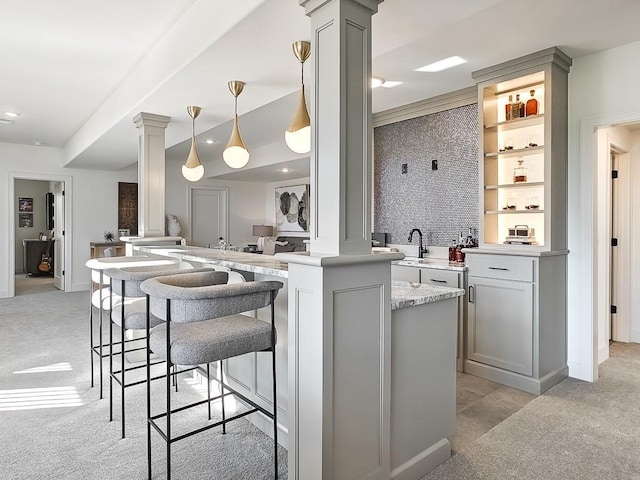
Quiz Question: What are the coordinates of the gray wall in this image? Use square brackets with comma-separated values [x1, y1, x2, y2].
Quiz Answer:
[373, 104, 479, 246]
[14, 179, 51, 273]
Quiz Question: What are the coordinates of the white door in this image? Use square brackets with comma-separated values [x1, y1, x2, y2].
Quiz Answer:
[53, 182, 65, 290]
[190, 187, 228, 247]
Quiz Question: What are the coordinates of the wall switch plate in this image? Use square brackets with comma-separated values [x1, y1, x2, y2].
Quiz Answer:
[432, 160, 438, 170]
[401, 163, 408, 174]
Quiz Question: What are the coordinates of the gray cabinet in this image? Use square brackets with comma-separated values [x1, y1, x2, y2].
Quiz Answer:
[467, 276, 533, 376]
[391, 264, 419, 283]
[464, 251, 567, 394]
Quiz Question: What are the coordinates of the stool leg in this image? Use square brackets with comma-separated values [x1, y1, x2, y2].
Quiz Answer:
[271, 295, 278, 479]
[166, 299, 172, 480]
[206, 363, 211, 421]
[121, 295, 126, 439]
[90, 285, 94, 388]
[146, 295, 152, 480]
[109, 280, 113, 422]
[220, 360, 226, 434]
[99, 271, 104, 399]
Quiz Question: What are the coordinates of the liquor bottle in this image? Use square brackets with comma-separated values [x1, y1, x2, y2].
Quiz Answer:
[513, 156, 528, 183]
[511, 94, 521, 119]
[516, 94, 525, 118]
[526, 89, 538, 116]
[505, 95, 512, 121]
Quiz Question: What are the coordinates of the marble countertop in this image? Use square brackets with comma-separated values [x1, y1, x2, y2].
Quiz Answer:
[136, 245, 289, 278]
[393, 257, 467, 272]
[391, 280, 464, 310]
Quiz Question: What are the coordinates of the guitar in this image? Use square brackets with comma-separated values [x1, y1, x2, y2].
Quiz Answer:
[38, 238, 53, 273]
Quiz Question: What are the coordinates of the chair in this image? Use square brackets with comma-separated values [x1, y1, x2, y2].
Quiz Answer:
[103, 262, 207, 438]
[85, 256, 180, 398]
[140, 271, 283, 480]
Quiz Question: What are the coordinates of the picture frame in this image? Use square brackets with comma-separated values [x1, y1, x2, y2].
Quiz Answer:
[275, 184, 310, 232]
[19, 197, 33, 212]
[19, 213, 33, 228]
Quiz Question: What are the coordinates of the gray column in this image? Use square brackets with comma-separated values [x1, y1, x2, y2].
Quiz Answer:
[133, 112, 170, 237]
[301, 0, 381, 255]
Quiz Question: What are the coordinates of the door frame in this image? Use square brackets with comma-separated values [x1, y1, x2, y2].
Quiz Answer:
[7, 172, 73, 297]
[187, 186, 229, 247]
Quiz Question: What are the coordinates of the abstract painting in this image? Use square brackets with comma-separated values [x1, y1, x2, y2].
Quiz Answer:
[275, 184, 309, 232]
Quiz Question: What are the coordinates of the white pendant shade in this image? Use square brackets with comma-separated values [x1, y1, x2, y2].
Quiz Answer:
[285, 125, 311, 154]
[223, 145, 250, 169]
[181, 163, 205, 181]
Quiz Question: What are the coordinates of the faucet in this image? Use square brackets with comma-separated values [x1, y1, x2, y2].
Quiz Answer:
[408, 228, 428, 258]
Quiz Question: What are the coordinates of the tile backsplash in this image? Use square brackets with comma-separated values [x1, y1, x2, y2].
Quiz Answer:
[374, 104, 479, 246]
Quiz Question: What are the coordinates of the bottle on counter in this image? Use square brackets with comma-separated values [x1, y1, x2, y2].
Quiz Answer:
[526, 89, 539, 117]
[449, 240, 457, 263]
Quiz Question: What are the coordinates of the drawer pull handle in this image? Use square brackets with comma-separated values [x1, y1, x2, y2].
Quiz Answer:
[430, 279, 447, 284]
[488, 266, 509, 271]
[469, 285, 474, 303]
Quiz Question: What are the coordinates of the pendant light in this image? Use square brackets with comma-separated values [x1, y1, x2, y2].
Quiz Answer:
[182, 105, 205, 182]
[285, 41, 311, 154]
[223, 80, 250, 169]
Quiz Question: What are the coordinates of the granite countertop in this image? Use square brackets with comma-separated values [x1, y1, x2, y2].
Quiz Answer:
[136, 245, 289, 278]
[391, 280, 464, 310]
[393, 257, 467, 272]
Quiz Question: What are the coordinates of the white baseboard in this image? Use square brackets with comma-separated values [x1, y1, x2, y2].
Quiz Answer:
[630, 328, 640, 344]
[567, 359, 593, 382]
[598, 344, 610, 365]
[0, 290, 9, 299]
[391, 438, 451, 480]
[71, 282, 90, 292]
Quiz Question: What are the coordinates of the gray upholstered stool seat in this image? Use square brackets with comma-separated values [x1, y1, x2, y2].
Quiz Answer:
[149, 313, 273, 366]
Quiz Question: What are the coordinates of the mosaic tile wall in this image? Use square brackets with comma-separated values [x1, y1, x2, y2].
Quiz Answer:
[374, 103, 479, 247]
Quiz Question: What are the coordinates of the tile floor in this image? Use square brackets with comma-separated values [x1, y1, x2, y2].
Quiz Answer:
[450, 372, 536, 454]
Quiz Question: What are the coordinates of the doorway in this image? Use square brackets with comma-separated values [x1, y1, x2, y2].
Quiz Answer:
[595, 127, 633, 365]
[189, 187, 229, 248]
[8, 173, 72, 298]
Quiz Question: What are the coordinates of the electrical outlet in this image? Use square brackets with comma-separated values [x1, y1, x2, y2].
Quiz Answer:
[401, 163, 408, 174]
[432, 159, 438, 170]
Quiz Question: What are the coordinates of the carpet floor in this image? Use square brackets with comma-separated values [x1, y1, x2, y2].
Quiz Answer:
[0, 289, 287, 480]
[423, 342, 640, 480]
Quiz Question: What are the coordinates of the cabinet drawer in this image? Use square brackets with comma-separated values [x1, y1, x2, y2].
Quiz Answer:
[419, 268, 460, 287]
[466, 254, 535, 282]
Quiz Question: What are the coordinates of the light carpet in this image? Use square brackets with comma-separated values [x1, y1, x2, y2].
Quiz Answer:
[0, 290, 287, 480]
[423, 342, 640, 479]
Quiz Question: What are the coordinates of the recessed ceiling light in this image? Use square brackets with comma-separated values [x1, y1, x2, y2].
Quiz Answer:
[0, 118, 13, 125]
[34, 141, 43, 146]
[4, 111, 20, 117]
[204, 139, 216, 144]
[415, 56, 467, 72]
[281, 168, 289, 173]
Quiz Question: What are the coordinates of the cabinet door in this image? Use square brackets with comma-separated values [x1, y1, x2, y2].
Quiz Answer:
[391, 265, 420, 283]
[467, 276, 533, 376]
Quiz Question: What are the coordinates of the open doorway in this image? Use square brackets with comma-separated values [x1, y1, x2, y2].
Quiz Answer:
[595, 125, 636, 365]
[8, 172, 72, 298]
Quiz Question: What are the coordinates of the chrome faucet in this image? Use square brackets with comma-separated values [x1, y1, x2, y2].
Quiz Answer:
[408, 228, 428, 258]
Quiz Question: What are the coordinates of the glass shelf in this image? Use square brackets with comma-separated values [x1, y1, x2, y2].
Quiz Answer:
[485, 181, 544, 190]
[484, 114, 544, 131]
[485, 145, 544, 158]
[485, 209, 544, 215]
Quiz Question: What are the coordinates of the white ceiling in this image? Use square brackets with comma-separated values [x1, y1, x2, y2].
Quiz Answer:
[3, 0, 640, 181]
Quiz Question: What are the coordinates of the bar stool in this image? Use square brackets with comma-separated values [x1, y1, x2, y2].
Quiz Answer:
[85, 256, 180, 398]
[104, 262, 209, 438]
[140, 271, 283, 480]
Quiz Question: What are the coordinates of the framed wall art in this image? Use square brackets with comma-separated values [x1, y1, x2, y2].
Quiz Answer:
[275, 184, 309, 232]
